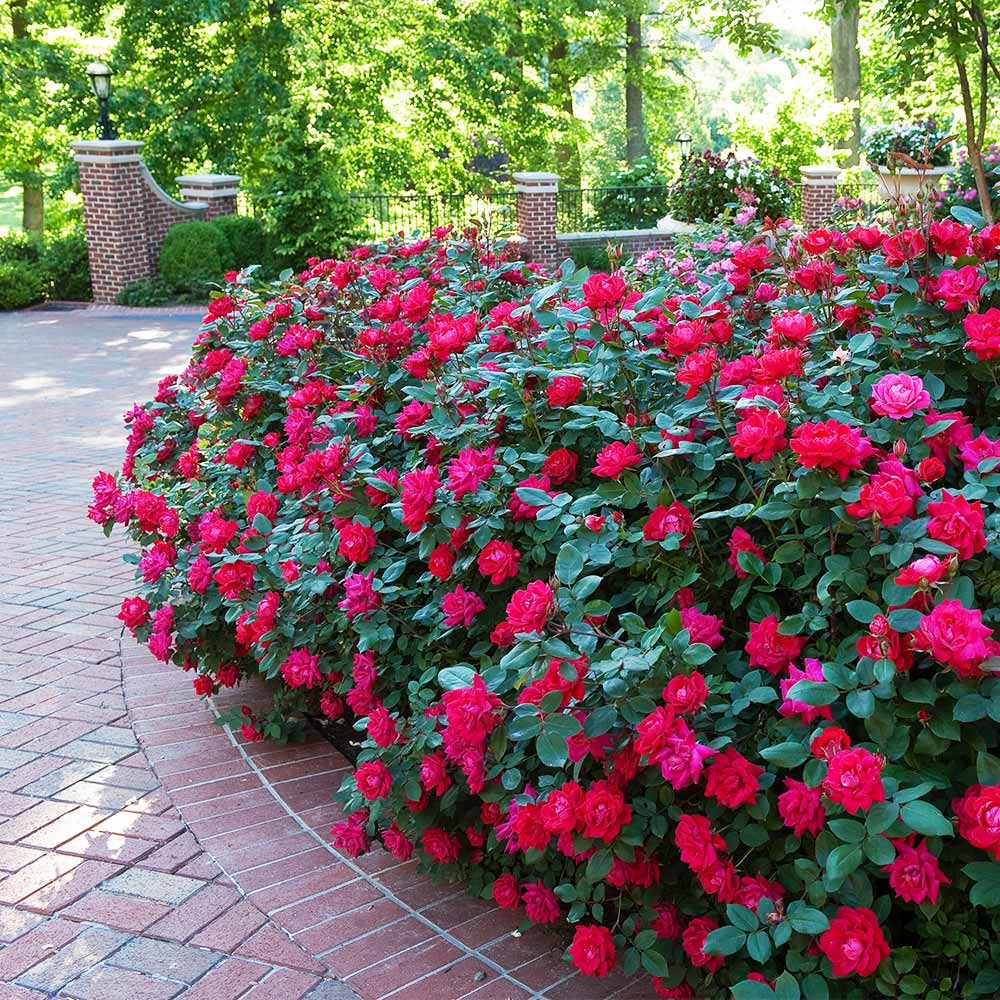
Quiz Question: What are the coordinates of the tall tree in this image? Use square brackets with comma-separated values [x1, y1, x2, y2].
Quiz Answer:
[876, 0, 999, 223]
[829, 0, 861, 165]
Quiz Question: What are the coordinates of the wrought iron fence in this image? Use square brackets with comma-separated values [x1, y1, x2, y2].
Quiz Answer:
[556, 185, 671, 233]
[351, 190, 517, 242]
[831, 178, 885, 220]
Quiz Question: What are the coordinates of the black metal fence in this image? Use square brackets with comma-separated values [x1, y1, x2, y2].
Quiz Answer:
[351, 190, 518, 242]
[556, 185, 670, 233]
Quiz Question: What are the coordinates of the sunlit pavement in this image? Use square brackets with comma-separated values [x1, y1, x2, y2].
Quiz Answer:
[0, 308, 651, 1000]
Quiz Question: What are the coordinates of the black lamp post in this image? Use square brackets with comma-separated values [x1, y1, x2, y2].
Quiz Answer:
[676, 131, 693, 162]
[86, 61, 117, 140]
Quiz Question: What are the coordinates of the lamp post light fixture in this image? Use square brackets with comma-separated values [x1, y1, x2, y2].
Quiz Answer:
[86, 61, 118, 140]
[675, 131, 693, 162]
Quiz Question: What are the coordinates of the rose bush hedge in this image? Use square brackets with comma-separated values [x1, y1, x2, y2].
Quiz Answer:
[94, 213, 1000, 999]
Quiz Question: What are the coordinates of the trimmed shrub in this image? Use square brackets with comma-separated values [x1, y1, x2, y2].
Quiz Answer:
[95, 216, 1000, 997]
[0, 260, 46, 310]
[591, 157, 669, 230]
[211, 214, 270, 274]
[159, 220, 226, 293]
[41, 231, 91, 301]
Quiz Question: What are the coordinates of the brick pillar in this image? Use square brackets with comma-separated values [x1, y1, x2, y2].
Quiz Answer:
[71, 140, 152, 303]
[175, 174, 242, 219]
[800, 166, 843, 230]
[513, 172, 559, 270]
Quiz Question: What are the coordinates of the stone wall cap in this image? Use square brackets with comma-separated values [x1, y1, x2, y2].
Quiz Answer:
[800, 165, 842, 179]
[175, 173, 242, 185]
[558, 226, 673, 240]
[513, 171, 560, 192]
[70, 139, 145, 152]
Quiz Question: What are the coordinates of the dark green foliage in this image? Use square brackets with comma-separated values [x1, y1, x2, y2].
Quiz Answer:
[567, 243, 612, 272]
[116, 276, 203, 307]
[592, 157, 669, 229]
[251, 109, 364, 267]
[40, 232, 91, 301]
[0, 261, 46, 310]
[0, 230, 91, 306]
[211, 214, 270, 273]
[159, 221, 226, 293]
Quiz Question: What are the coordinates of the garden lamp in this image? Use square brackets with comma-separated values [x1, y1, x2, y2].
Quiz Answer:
[86, 61, 117, 140]
[676, 131, 693, 161]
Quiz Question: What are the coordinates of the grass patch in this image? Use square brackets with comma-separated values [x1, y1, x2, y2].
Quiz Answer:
[0, 187, 21, 235]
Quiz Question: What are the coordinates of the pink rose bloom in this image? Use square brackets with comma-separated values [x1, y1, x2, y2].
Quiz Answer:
[652, 718, 717, 790]
[679, 607, 724, 649]
[441, 585, 485, 628]
[339, 571, 381, 619]
[780, 658, 833, 724]
[911, 599, 993, 678]
[871, 373, 930, 419]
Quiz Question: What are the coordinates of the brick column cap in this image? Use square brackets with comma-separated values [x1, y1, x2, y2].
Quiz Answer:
[176, 178, 241, 203]
[513, 171, 560, 193]
[175, 173, 241, 188]
[800, 165, 842, 185]
[70, 139, 145, 165]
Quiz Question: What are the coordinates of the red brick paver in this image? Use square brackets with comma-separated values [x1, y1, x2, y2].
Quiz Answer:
[0, 310, 647, 999]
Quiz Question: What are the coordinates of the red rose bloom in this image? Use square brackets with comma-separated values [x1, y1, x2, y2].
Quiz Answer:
[422, 827, 461, 863]
[745, 615, 805, 675]
[547, 375, 583, 407]
[338, 521, 377, 564]
[477, 540, 520, 584]
[883, 834, 950, 904]
[663, 671, 708, 714]
[819, 906, 890, 977]
[811, 726, 851, 758]
[522, 881, 560, 923]
[118, 596, 150, 631]
[541, 781, 584, 834]
[644, 501, 694, 545]
[703, 748, 763, 808]
[582, 272, 627, 311]
[504, 580, 556, 635]
[790, 419, 874, 480]
[427, 544, 455, 580]
[911, 599, 993, 677]
[569, 924, 615, 976]
[681, 916, 723, 972]
[354, 760, 391, 801]
[593, 440, 643, 479]
[542, 447, 579, 484]
[955, 783, 1000, 858]
[579, 780, 632, 842]
[822, 747, 885, 814]
[492, 873, 520, 910]
[730, 408, 788, 462]
[778, 778, 826, 836]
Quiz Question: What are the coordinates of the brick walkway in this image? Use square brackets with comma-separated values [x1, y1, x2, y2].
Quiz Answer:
[0, 309, 655, 1000]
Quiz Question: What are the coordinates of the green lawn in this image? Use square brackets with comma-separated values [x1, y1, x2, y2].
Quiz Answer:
[0, 187, 21, 235]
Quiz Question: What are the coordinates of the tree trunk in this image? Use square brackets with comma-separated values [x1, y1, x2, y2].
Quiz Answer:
[830, 0, 861, 166]
[23, 184, 43, 234]
[10, 0, 42, 232]
[550, 40, 581, 186]
[956, 57, 994, 224]
[625, 15, 647, 165]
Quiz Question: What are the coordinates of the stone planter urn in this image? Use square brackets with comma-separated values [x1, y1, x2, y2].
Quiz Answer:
[874, 164, 954, 202]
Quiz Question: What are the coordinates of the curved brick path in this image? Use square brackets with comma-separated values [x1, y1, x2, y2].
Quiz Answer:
[0, 308, 656, 1000]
